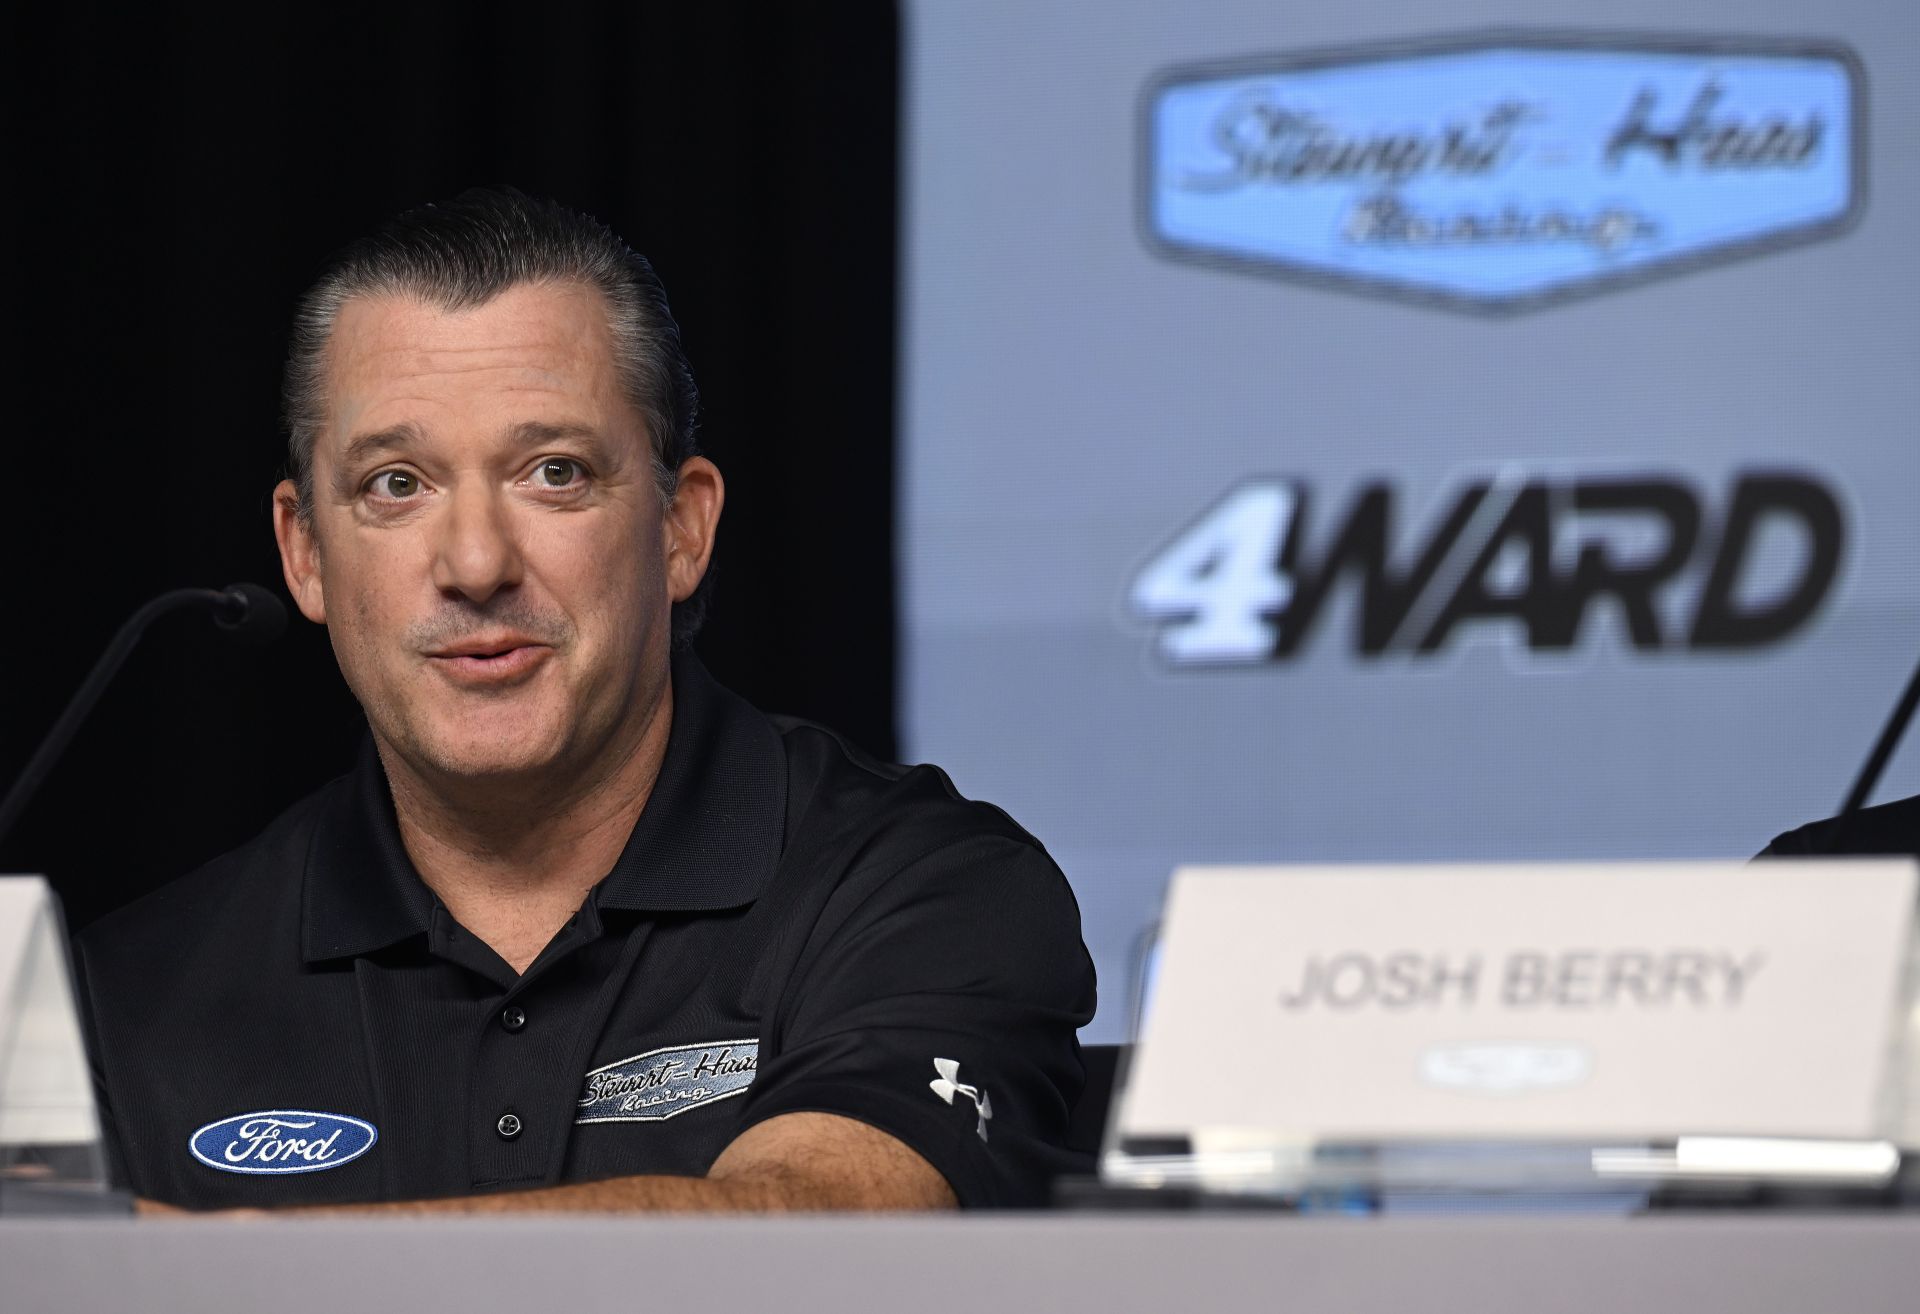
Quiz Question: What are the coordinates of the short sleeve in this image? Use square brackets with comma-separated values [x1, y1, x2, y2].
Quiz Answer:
[734, 833, 1097, 1207]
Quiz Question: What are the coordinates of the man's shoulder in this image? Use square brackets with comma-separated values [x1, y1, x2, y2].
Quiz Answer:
[762, 714, 1086, 964]
[1761, 791, 1920, 859]
[75, 776, 346, 964]
[770, 713, 1047, 861]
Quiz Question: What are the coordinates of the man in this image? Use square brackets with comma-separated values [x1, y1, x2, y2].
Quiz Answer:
[1759, 794, 1920, 860]
[74, 188, 1095, 1212]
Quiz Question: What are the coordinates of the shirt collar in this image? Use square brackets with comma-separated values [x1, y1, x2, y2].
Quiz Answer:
[301, 648, 788, 964]
[593, 649, 788, 914]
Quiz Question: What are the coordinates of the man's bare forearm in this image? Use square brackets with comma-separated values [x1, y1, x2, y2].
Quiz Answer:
[133, 1112, 960, 1217]
[278, 1168, 952, 1216]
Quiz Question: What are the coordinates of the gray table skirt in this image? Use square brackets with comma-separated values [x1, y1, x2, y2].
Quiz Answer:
[7, 1213, 1920, 1314]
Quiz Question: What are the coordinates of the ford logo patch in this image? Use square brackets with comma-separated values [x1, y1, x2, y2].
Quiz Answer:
[1142, 33, 1864, 311]
[188, 1109, 378, 1175]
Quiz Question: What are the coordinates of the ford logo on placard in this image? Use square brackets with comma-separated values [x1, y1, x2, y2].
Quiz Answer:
[1421, 1043, 1591, 1093]
[1142, 33, 1864, 311]
[188, 1109, 378, 1175]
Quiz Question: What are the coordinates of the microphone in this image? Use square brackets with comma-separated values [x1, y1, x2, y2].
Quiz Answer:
[209, 581, 289, 646]
[0, 584, 289, 848]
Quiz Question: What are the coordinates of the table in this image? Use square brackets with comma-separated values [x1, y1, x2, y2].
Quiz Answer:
[7, 1213, 1920, 1313]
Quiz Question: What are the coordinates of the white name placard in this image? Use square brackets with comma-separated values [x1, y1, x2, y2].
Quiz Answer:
[1116, 861, 1918, 1147]
[0, 876, 99, 1147]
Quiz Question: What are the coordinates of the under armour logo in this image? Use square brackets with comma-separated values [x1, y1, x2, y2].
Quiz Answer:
[929, 1058, 992, 1142]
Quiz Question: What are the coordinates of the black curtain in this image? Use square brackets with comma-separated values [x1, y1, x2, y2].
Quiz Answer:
[2, 4, 899, 931]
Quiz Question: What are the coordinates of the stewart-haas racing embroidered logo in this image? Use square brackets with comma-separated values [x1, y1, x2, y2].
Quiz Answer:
[575, 1040, 759, 1123]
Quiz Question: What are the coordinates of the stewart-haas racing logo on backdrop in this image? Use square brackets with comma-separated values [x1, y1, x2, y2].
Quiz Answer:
[1126, 471, 1843, 667]
[1141, 33, 1863, 310]
[576, 1040, 759, 1123]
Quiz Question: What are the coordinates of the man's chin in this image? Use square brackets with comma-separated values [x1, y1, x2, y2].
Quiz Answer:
[412, 730, 576, 779]
[391, 715, 575, 786]
[413, 742, 567, 783]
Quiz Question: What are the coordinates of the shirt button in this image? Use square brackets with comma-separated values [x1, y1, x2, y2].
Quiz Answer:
[500, 1005, 527, 1033]
[496, 1113, 522, 1140]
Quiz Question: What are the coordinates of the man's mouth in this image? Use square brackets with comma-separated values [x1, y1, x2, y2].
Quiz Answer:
[425, 638, 553, 685]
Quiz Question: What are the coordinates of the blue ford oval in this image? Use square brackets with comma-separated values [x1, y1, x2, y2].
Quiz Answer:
[188, 1109, 378, 1175]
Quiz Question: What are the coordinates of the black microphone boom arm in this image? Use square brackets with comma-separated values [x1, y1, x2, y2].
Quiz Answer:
[0, 584, 286, 849]
[1839, 650, 1920, 819]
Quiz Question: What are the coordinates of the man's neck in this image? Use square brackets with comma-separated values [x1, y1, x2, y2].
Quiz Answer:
[379, 684, 674, 974]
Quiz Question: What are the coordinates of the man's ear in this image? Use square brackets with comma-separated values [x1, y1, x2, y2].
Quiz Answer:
[272, 479, 328, 624]
[663, 457, 725, 604]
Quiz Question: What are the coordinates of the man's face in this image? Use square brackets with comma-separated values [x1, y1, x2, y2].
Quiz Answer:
[273, 281, 714, 789]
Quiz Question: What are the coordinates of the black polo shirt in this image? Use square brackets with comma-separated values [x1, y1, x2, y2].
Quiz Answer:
[1759, 792, 1920, 861]
[73, 651, 1096, 1209]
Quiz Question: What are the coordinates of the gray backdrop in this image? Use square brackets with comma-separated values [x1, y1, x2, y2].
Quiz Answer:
[899, 0, 1920, 1040]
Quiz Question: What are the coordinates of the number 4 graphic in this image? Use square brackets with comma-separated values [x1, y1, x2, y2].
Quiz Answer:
[1129, 481, 1296, 664]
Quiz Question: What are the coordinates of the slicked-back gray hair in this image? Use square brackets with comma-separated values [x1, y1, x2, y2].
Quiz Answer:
[282, 186, 710, 643]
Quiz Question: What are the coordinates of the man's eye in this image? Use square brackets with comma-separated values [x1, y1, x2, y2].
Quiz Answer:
[537, 458, 586, 488]
[369, 470, 421, 499]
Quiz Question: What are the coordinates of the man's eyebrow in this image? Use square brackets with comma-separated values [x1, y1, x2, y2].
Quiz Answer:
[508, 421, 606, 448]
[338, 423, 425, 472]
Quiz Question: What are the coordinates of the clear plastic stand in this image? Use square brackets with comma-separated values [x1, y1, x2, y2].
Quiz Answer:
[0, 876, 121, 1215]
[1103, 1132, 1905, 1208]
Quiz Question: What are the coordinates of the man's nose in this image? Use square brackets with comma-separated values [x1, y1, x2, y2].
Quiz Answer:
[429, 481, 524, 604]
